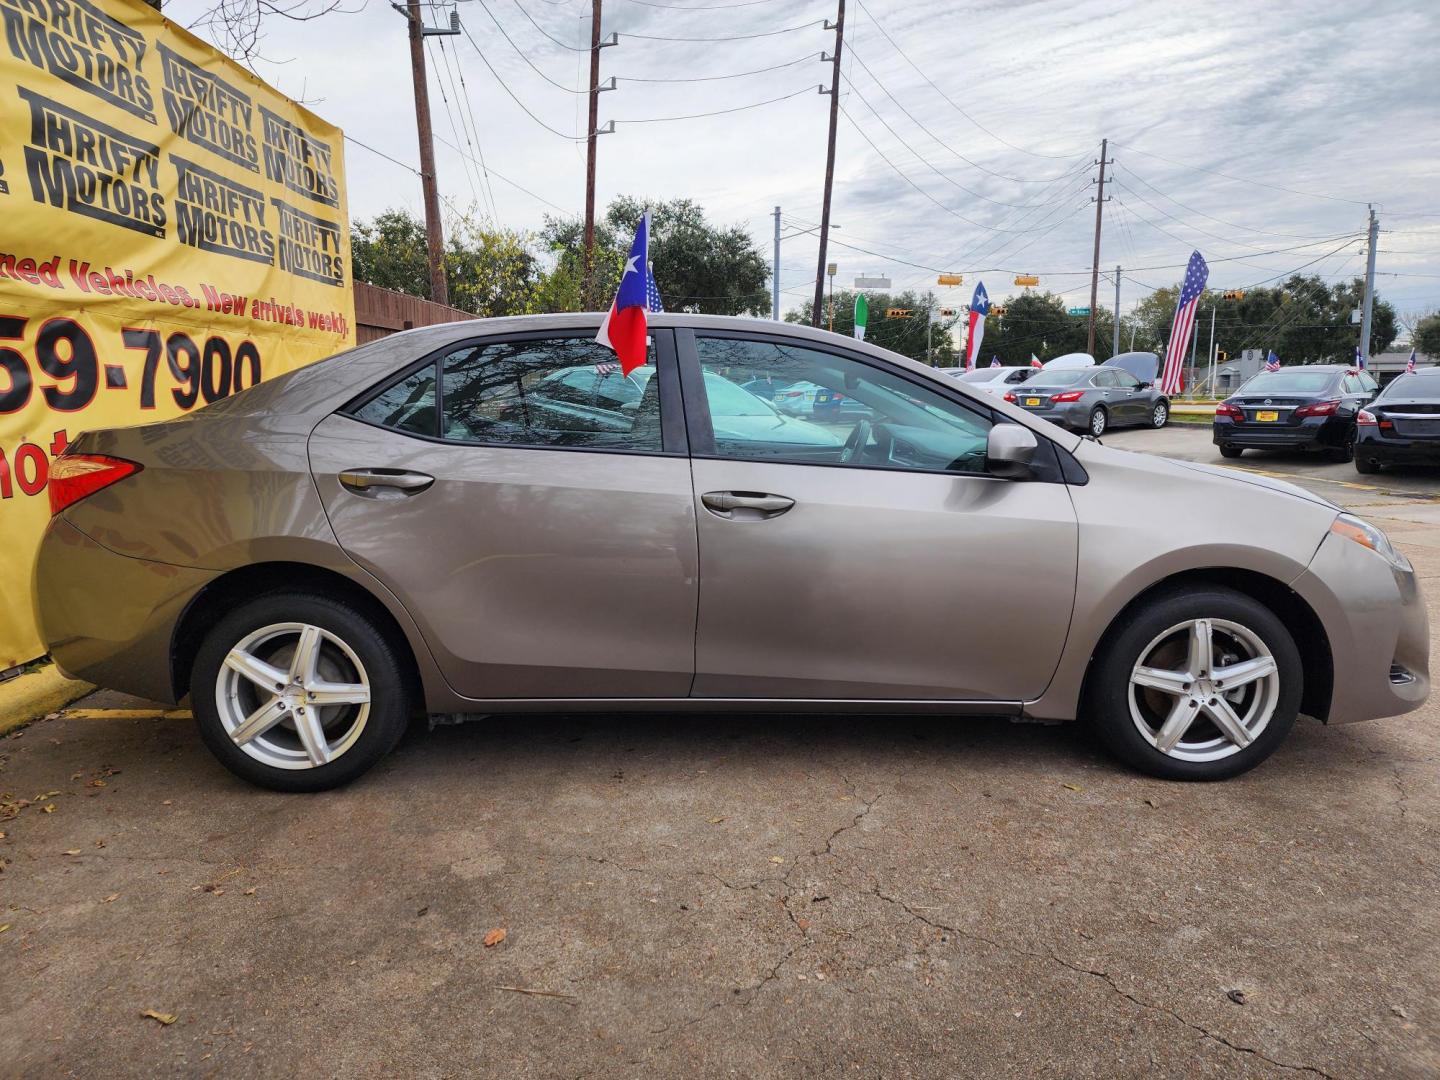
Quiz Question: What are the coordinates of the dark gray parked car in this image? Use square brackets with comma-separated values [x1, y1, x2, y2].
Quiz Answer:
[1008, 354, 1169, 436]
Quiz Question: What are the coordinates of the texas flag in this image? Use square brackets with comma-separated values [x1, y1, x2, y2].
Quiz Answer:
[964, 281, 990, 370]
[596, 212, 661, 375]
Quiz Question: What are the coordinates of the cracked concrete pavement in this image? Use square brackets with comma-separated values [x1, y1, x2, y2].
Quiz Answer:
[2, 425, 1438, 1078]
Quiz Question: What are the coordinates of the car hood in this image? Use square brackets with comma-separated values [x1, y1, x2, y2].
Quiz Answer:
[1174, 459, 1338, 509]
[1102, 351, 1160, 383]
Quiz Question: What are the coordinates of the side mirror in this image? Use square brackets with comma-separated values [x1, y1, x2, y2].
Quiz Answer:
[986, 424, 1038, 479]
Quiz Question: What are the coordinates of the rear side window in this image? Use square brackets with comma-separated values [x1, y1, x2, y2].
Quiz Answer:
[352, 366, 438, 436]
[351, 336, 661, 452]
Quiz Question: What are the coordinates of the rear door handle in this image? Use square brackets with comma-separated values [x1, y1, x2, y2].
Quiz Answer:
[701, 490, 795, 519]
[339, 469, 435, 496]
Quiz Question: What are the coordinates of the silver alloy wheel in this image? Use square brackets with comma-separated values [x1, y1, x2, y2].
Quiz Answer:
[1152, 403, 1168, 428]
[216, 622, 371, 770]
[1090, 408, 1107, 436]
[1127, 618, 1280, 762]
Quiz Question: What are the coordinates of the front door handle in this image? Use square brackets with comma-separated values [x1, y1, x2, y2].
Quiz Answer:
[701, 491, 795, 519]
[339, 468, 435, 496]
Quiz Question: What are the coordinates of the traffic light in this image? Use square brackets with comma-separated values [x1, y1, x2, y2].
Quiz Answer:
[938, 307, 958, 317]
[1216, 350, 1229, 362]
[1220, 290, 1246, 301]
[885, 308, 914, 318]
[990, 305, 1006, 317]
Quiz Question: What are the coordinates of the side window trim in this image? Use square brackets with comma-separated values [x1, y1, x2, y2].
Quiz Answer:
[341, 327, 686, 457]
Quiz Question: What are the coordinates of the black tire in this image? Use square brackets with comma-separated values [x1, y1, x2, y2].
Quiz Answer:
[1088, 407, 1108, 437]
[1327, 435, 1355, 463]
[1354, 454, 1382, 475]
[1086, 587, 1302, 781]
[1150, 401, 1169, 429]
[1218, 445, 1244, 459]
[192, 592, 411, 792]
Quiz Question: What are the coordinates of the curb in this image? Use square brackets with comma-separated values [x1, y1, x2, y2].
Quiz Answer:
[0, 664, 94, 736]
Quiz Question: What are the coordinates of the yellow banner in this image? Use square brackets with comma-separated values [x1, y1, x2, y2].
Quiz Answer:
[0, 0, 354, 668]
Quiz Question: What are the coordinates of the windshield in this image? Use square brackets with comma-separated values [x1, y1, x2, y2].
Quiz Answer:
[1025, 369, 1091, 387]
[1238, 369, 1336, 394]
[1380, 372, 1440, 398]
[958, 369, 1002, 383]
[703, 371, 779, 416]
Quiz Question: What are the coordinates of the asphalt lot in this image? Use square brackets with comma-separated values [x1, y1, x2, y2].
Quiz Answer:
[3, 424, 1439, 1079]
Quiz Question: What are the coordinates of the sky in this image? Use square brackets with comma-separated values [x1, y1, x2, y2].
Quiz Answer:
[167, 0, 1440, 333]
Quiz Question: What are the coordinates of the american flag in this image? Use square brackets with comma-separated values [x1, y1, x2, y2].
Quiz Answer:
[1264, 351, 1281, 372]
[645, 262, 664, 313]
[1407, 347, 1417, 373]
[1355, 344, 1365, 371]
[990, 356, 1001, 368]
[1160, 251, 1208, 395]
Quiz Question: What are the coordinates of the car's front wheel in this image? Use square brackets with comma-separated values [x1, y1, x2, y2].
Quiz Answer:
[192, 592, 411, 792]
[1087, 587, 1302, 780]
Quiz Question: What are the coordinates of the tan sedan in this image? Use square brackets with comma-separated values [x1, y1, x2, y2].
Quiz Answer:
[33, 315, 1429, 790]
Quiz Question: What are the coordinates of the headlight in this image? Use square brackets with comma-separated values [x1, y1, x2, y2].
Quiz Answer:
[1331, 513, 1412, 572]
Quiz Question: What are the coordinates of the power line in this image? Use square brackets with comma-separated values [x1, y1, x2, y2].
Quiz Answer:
[850, 0, 1084, 163]
[620, 0, 797, 8]
[471, 0, 585, 92]
[612, 84, 816, 123]
[440, 36, 502, 217]
[614, 52, 819, 82]
[1114, 164, 1339, 241]
[1111, 180, 1288, 253]
[344, 133, 422, 175]
[845, 45, 1077, 185]
[508, 0, 591, 50]
[460, 22, 586, 139]
[1109, 141, 1371, 207]
[619, 17, 824, 40]
[434, 131, 576, 214]
[426, 38, 487, 215]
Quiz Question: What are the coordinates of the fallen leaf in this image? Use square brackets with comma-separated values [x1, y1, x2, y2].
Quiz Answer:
[1226, 989, 1247, 1005]
[708, 817, 725, 824]
[483, 928, 507, 947]
[243, 887, 256, 896]
[103, 894, 119, 903]
[41, 805, 55, 814]
[0, 923, 11, 933]
[769, 856, 785, 864]
[141, 1010, 177, 1026]
[63, 849, 81, 856]
[1144, 798, 1159, 808]
[1061, 783, 1083, 792]
[796, 918, 811, 931]
[1391, 1004, 1409, 1019]
[162, 800, 173, 806]
[0, 831, 6, 839]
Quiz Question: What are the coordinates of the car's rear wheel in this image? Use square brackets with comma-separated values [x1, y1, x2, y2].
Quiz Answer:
[1354, 453, 1382, 475]
[1088, 407, 1108, 437]
[1087, 587, 1301, 781]
[1150, 402, 1169, 429]
[192, 593, 411, 792]
[1328, 435, 1355, 463]
[1218, 445, 1243, 459]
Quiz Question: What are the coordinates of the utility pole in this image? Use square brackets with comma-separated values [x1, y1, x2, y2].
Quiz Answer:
[1359, 203, 1380, 367]
[582, 0, 604, 310]
[772, 206, 781, 320]
[402, 0, 459, 306]
[1086, 138, 1110, 357]
[1112, 264, 1121, 357]
[1206, 307, 1217, 396]
[812, 0, 845, 327]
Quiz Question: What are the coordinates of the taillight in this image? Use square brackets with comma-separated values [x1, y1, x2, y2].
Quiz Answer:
[1215, 401, 1243, 418]
[1051, 390, 1085, 402]
[47, 454, 141, 516]
[1294, 399, 1340, 418]
[1356, 409, 1377, 426]
[1003, 391, 1017, 403]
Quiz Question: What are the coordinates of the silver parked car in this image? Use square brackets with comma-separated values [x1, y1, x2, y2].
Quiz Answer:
[1009, 353, 1169, 435]
[952, 366, 1036, 396]
[34, 315, 1427, 791]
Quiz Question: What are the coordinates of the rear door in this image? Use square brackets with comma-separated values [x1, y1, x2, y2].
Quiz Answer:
[679, 329, 1079, 703]
[307, 329, 698, 700]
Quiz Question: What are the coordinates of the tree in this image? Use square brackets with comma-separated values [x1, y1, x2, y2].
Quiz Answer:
[785, 290, 959, 365]
[350, 208, 540, 317]
[1411, 314, 1440, 359]
[538, 197, 769, 315]
[983, 291, 1115, 363]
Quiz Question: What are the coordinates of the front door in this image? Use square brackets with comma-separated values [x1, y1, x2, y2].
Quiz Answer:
[308, 330, 698, 700]
[680, 331, 1079, 702]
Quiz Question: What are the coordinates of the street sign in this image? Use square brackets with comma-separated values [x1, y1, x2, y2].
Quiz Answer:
[1013, 275, 1039, 287]
[937, 273, 963, 286]
[826, 263, 838, 277]
[885, 309, 914, 318]
[854, 275, 891, 289]
[1066, 306, 1091, 316]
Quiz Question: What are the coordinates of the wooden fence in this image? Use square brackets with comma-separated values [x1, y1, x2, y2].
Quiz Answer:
[354, 282, 476, 345]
